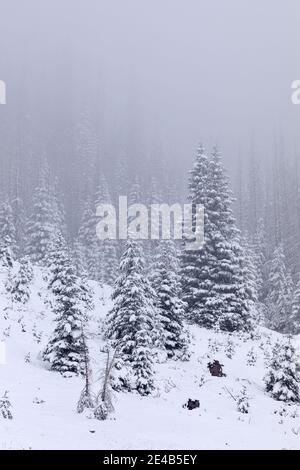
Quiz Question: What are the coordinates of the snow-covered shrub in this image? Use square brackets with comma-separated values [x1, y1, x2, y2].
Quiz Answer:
[198, 374, 206, 388]
[225, 337, 236, 359]
[265, 339, 300, 403]
[2, 326, 11, 339]
[24, 353, 31, 363]
[246, 347, 257, 366]
[77, 388, 95, 414]
[274, 404, 299, 419]
[0, 391, 13, 419]
[32, 397, 45, 404]
[32, 325, 43, 344]
[94, 402, 108, 421]
[236, 386, 250, 414]
[208, 338, 221, 356]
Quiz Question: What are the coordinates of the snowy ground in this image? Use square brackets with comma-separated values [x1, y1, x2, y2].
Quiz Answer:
[0, 265, 300, 450]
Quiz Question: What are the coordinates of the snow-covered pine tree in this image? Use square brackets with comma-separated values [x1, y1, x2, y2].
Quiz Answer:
[150, 239, 189, 359]
[77, 198, 99, 280]
[181, 145, 254, 332]
[113, 155, 129, 205]
[52, 177, 67, 238]
[246, 346, 257, 366]
[241, 237, 259, 305]
[105, 239, 156, 395]
[73, 237, 88, 278]
[251, 218, 267, 301]
[206, 147, 253, 332]
[265, 338, 300, 403]
[236, 385, 250, 414]
[113, 156, 130, 260]
[0, 235, 13, 268]
[25, 161, 60, 265]
[94, 174, 118, 285]
[43, 233, 87, 375]
[70, 241, 95, 320]
[10, 171, 26, 257]
[9, 256, 34, 304]
[265, 245, 293, 332]
[128, 175, 145, 249]
[291, 276, 300, 334]
[0, 200, 17, 259]
[146, 176, 163, 268]
[181, 144, 211, 324]
[76, 108, 98, 212]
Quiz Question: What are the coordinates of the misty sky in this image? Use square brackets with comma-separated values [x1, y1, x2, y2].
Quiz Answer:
[0, 0, 300, 176]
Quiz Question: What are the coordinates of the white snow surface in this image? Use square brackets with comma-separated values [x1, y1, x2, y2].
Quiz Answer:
[0, 264, 300, 450]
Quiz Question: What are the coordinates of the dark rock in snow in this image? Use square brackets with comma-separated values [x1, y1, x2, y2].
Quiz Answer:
[183, 399, 200, 410]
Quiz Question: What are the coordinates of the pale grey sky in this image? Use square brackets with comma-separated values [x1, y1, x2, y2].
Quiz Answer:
[0, 0, 299, 174]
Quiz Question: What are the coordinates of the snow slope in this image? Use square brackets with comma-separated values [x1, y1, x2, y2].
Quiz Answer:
[0, 265, 300, 450]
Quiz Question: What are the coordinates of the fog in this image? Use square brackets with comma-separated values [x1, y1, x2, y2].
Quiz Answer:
[1, 0, 299, 176]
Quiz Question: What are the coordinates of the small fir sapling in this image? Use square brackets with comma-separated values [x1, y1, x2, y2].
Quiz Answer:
[246, 347, 257, 366]
[0, 391, 13, 419]
[77, 332, 95, 413]
[94, 349, 117, 420]
[225, 337, 236, 359]
[236, 386, 250, 414]
[265, 338, 300, 403]
[24, 352, 31, 363]
[3, 326, 11, 338]
[208, 338, 221, 355]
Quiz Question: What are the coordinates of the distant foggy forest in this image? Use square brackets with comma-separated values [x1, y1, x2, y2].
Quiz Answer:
[0, 1, 300, 450]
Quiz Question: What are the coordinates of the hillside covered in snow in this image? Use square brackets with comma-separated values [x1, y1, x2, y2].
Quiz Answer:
[1, 263, 300, 450]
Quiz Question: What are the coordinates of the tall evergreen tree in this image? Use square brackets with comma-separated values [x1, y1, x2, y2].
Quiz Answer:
[250, 218, 267, 301]
[265, 245, 293, 332]
[206, 148, 253, 331]
[181, 144, 211, 323]
[291, 276, 300, 334]
[0, 236, 13, 268]
[105, 239, 155, 395]
[0, 200, 17, 258]
[150, 240, 189, 359]
[43, 233, 87, 375]
[73, 237, 88, 279]
[25, 161, 61, 265]
[241, 237, 259, 305]
[76, 109, 98, 211]
[94, 175, 118, 285]
[11, 195, 25, 258]
[77, 198, 99, 280]
[10, 163, 26, 257]
[181, 145, 253, 332]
